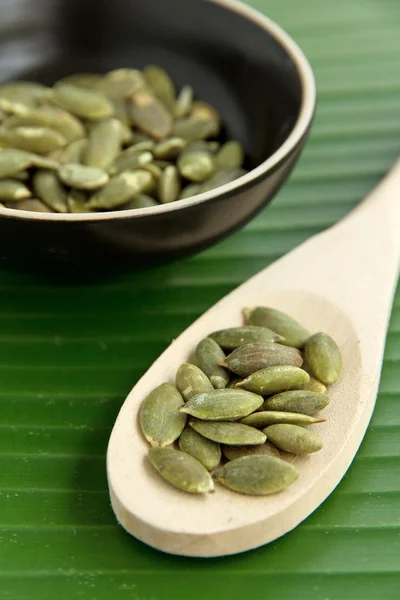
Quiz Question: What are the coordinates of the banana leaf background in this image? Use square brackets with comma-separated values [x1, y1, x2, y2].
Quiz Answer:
[0, 0, 400, 598]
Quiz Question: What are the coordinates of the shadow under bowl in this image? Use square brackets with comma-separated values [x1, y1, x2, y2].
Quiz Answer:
[0, 0, 315, 276]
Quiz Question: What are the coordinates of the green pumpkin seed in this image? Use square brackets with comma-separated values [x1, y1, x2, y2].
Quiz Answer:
[178, 388, 263, 421]
[153, 159, 172, 169]
[1, 105, 86, 143]
[221, 441, 280, 461]
[4, 198, 52, 212]
[195, 337, 230, 389]
[236, 366, 310, 395]
[58, 163, 109, 190]
[33, 169, 68, 213]
[262, 390, 330, 416]
[59, 74, 103, 89]
[122, 140, 156, 155]
[241, 411, 325, 428]
[0, 126, 67, 154]
[177, 150, 215, 182]
[154, 137, 186, 159]
[190, 420, 266, 446]
[97, 68, 146, 98]
[0, 179, 31, 201]
[214, 455, 298, 495]
[217, 140, 245, 169]
[12, 170, 29, 181]
[112, 97, 130, 125]
[109, 151, 153, 176]
[58, 138, 88, 164]
[140, 382, 186, 447]
[174, 85, 194, 118]
[179, 183, 202, 199]
[175, 363, 213, 401]
[158, 165, 181, 203]
[0, 148, 58, 178]
[179, 427, 221, 470]
[83, 118, 123, 169]
[141, 163, 162, 180]
[304, 332, 342, 385]
[172, 117, 219, 142]
[120, 194, 158, 210]
[297, 377, 327, 394]
[67, 189, 89, 213]
[221, 342, 303, 377]
[118, 121, 134, 145]
[209, 326, 284, 350]
[199, 168, 246, 193]
[87, 170, 153, 210]
[148, 447, 214, 494]
[0, 81, 48, 107]
[264, 424, 323, 454]
[143, 65, 176, 112]
[243, 307, 310, 348]
[52, 83, 114, 120]
[130, 90, 173, 140]
[190, 100, 220, 124]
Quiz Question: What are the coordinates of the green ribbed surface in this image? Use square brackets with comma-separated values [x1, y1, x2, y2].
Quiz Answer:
[1, 1, 400, 598]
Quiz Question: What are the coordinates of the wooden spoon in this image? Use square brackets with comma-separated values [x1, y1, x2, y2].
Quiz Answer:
[107, 159, 400, 557]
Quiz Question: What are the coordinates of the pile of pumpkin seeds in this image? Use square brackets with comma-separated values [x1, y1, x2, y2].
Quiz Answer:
[140, 306, 342, 496]
[0, 68, 246, 213]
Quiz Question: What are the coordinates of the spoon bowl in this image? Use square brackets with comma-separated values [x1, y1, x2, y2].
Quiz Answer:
[107, 160, 400, 556]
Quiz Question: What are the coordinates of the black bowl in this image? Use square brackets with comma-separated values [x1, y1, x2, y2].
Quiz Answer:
[0, 0, 315, 273]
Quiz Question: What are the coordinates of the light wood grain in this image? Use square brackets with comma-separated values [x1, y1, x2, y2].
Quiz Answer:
[107, 158, 400, 557]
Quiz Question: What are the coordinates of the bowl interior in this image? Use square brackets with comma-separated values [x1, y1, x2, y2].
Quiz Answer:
[0, 0, 302, 171]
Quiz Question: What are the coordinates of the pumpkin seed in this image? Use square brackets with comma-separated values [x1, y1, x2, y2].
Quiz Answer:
[0, 149, 58, 178]
[209, 326, 284, 350]
[32, 169, 68, 213]
[140, 382, 186, 447]
[83, 118, 123, 169]
[221, 441, 280, 461]
[264, 424, 323, 454]
[177, 150, 215, 182]
[122, 140, 156, 155]
[87, 170, 153, 210]
[154, 137, 186, 159]
[214, 455, 298, 495]
[243, 307, 310, 348]
[0, 81, 47, 107]
[262, 390, 330, 416]
[179, 183, 202, 199]
[0, 126, 67, 154]
[217, 140, 245, 169]
[58, 138, 88, 164]
[297, 377, 327, 394]
[178, 388, 263, 421]
[179, 427, 221, 470]
[120, 194, 158, 210]
[1, 106, 86, 143]
[141, 163, 162, 180]
[221, 342, 303, 377]
[130, 90, 173, 140]
[52, 83, 114, 120]
[190, 100, 220, 125]
[175, 363, 213, 401]
[195, 337, 230, 389]
[190, 420, 266, 446]
[67, 189, 89, 213]
[305, 332, 342, 385]
[143, 65, 176, 112]
[158, 165, 181, 203]
[199, 167, 246, 193]
[241, 411, 325, 428]
[148, 447, 214, 494]
[0, 179, 31, 201]
[109, 151, 153, 176]
[97, 68, 146, 98]
[174, 85, 194, 118]
[112, 97, 130, 125]
[59, 74, 103, 89]
[172, 116, 219, 142]
[4, 198, 52, 212]
[236, 366, 310, 395]
[58, 163, 109, 190]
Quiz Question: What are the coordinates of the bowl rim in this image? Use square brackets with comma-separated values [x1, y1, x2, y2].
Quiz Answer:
[0, 0, 316, 223]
